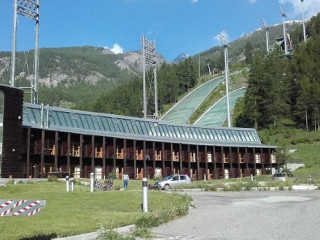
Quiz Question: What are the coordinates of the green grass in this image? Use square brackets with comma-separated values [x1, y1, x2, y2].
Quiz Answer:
[0, 180, 191, 240]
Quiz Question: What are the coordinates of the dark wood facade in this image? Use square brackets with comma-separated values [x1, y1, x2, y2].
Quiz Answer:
[0, 85, 24, 178]
[0, 84, 278, 179]
[21, 127, 277, 180]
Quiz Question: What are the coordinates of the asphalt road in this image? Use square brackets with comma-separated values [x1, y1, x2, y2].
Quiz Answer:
[151, 190, 320, 240]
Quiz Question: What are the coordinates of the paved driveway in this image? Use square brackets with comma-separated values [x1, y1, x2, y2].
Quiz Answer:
[151, 190, 320, 240]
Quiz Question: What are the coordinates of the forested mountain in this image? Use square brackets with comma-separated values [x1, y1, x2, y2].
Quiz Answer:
[93, 58, 198, 117]
[197, 21, 301, 74]
[234, 13, 320, 131]
[0, 46, 165, 109]
[0, 18, 312, 124]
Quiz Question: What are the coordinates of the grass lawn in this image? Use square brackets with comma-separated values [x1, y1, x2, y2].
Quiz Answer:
[0, 179, 191, 240]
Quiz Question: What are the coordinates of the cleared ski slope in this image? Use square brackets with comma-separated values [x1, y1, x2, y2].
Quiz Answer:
[194, 87, 246, 127]
[160, 76, 225, 124]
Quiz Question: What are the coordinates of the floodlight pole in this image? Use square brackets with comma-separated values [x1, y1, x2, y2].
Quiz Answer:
[301, 0, 307, 42]
[10, 0, 18, 87]
[198, 54, 201, 78]
[154, 66, 158, 118]
[223, 44, 231, 128]
[141, 35, 158, 119]
[33, 0, 40, 104]
[141, 35, 147, 118]
[11, 0, 40, 104]
[262, 18, 269, 52]
[280, 7, 288, 55]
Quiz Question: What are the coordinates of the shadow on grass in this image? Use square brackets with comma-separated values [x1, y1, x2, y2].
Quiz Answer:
[19, 234, 57, 240]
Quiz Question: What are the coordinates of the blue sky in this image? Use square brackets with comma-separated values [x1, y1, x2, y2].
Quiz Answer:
[1, 0, 320, 61]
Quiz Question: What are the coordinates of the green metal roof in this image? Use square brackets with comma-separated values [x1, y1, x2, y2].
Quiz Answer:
[22, 102, 274, 148]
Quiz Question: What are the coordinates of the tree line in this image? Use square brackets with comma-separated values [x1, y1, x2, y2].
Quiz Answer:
[234, 13, 320, 131]
[93, 58, 197, 117]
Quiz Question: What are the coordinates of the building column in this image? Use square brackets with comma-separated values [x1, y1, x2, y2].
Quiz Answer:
[237, 147, 241, 177]
[253, 148, 256, 176]
[205, 145, 208, 179]
[102, 136, 106, 179]
[54, 131, 58, 172]
[123, 139, 127, 172]
[221, 146, 225, 179]
[179, 144, 183, 174]
[152, 142, 156, 175]
[162, 142, 165, 177]
[26, 128, 31, 177]
[187, 144, 191, 177]
[213, 146, 217, 179]
[229, 147, 233, 178]
[40, 129, 45, 178]
[143, 140, 147, 178]
[113, 138, 116, 174]
[67, 133, 71, 175]
[80, 134, 83, 178]
[133, 140, 137, 179]
[196, 145, 200, 180]
[245, 147, 249, 176]
[170, 143, 174, 173]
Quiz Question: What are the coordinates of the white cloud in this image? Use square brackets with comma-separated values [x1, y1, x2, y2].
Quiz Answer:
[104, 43, 124, 54]
[279, 0, 320, 19]
[213, 30, 230, 44]
[190, 0, 198, 3]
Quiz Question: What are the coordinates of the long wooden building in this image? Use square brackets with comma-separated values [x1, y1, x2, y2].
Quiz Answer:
[0, 84, 278, 180]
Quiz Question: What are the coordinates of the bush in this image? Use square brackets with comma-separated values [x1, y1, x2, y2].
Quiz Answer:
[47, 175, 58, 182]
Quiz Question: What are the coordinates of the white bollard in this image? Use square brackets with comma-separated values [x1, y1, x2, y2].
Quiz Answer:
[204, 174, 206, 182]
[66, 175, 69, 192]
[142, 178, 148, 213]
[251, 174, 254, 182]
[90, 172, 94, 192]
[70, 177, 74, 192]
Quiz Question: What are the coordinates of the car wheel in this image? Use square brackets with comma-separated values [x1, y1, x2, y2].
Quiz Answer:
[164, 184, 170, 190]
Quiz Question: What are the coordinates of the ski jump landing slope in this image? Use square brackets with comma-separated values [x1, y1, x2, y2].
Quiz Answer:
[160, 76, 224, 124]
[194, 87, 246, 127]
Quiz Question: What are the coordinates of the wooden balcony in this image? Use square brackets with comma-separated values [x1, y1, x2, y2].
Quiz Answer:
[155, 150, 162, 161]
[223, 154, 228, 163]
[239, 154, 245, 163]
[172, 152, 179, 162]
[95, 147, 103, 158]
[116, 148, 123, 159]
[136, 150, 143, 160]
[189, 152, 196, 162]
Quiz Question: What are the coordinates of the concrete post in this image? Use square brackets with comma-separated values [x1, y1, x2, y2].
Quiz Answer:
[90, 172, 94, 192]
[66, 175, 69, 192]
[142, 178, 148, 212]
[70, 177, 74, 192]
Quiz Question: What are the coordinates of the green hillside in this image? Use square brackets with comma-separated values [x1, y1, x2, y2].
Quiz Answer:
[0, 46, 139, 109]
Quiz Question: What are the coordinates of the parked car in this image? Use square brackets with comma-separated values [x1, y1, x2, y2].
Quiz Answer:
[272, 172, 294, 181]
[154, 174, 191, 190]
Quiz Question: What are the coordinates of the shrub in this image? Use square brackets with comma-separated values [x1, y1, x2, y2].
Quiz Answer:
[47, 175, 58, 182]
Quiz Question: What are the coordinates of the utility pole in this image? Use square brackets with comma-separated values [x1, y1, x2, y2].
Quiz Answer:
[218, 32, 231, 128]
[301, 0, 307, 42]
[11, 0, 40, 104]
[279, 6, 288, 55]
[198, 54, 201, 78]
[141, 36, 147, 118]
[262, 18, 270, 52]
[10, 0, 18, 87]
[141, 36, 157, 118]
